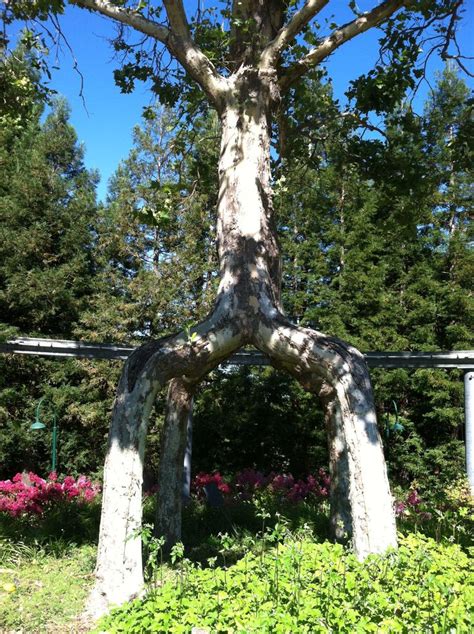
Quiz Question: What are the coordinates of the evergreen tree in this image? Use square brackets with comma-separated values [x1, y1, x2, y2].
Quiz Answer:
[0, 81, 111, 478]
[272, 67, 473, 493]
[77, 107, 219, 343]
[0, 98, 98, 336]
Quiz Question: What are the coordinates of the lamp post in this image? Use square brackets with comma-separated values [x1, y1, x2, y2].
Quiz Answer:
[30, 397, 58, 473]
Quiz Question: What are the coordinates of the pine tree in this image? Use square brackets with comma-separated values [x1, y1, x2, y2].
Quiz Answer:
[77, 106, 219, 343]
[0, 98, 98, 336]
[0, 80, 109, 478]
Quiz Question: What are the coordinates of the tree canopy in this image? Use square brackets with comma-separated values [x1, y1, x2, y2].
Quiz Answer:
[3, 1, 471, 116]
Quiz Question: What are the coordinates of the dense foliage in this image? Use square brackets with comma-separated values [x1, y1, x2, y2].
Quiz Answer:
[96, 532, 473, 633]
[0, 43, 117, 479]
[0, 471, 99, 517]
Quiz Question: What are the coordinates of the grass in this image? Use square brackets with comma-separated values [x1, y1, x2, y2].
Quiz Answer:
[0, 539, 96, 633]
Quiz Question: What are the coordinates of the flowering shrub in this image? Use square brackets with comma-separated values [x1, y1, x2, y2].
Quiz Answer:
[0, 472, 100, 518]
[193, 471, 231, 496]
[192, 468, 330, 504]
[394, 479, 474, 547]
[395, 487, 433, 522]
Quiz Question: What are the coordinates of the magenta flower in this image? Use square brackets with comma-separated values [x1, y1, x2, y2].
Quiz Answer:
[407, 490, 422, 507]
[0, 472, 100, 518]
[395, 501, 406, 516]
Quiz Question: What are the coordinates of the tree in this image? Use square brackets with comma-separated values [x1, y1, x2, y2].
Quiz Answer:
[0, 98, 98, 335]
[0, 30, 52, 134]
[0, 55, 113, 480]
[77, 106, 218, 343]
[5, 0, 471, 617]
[274, 65, 472, 494]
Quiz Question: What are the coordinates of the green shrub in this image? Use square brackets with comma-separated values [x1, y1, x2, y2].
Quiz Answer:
[0, 495, 101, 545]
[394, 478, 474, 549]
[96, 533, 473, 633]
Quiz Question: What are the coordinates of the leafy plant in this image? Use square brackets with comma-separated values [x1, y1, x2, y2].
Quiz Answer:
[0, 472, 101, 544]
[96, 533, 473, 633]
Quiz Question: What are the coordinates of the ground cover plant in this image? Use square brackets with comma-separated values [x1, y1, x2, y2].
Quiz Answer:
[96, 532, 473, 633]
[0, 470, 472, 631]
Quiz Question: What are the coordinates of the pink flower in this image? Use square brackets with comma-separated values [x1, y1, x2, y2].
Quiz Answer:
[395, 501, 406, 516]
[192, 472, 231, 497]
[0, 472, 99, 518]
[407, 490, 422, 507]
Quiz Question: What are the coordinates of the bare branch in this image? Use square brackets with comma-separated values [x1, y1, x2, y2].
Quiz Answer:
[72, 0, 228, 108]
[440, 0, 461, 60]
[439, 0, 473, 77]
[279, 0, 406, 92]
[260, 0, 329, 70]
[48, 13, 89, 113]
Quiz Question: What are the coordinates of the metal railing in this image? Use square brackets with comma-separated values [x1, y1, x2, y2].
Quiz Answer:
[1, 337, 473, 493]
[1, 337, 473, 369]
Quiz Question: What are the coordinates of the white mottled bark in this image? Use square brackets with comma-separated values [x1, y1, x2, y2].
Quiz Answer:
[41, 0, 415, 624]
[255, 319, 397, 558]
[154, 69, 397, 560]
[85, 318, 243, 618]
[84, 369, 159, 619]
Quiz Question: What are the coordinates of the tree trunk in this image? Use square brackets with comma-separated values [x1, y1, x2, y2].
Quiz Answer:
[319, 381, 352, 541]
[85, 318, 243, 618]
[88, 64, 397, 619]
[84, 366, 160, 619]
[255, 317, 397, 558]
[155, 378, 195, 554]
[154, 67, 396, 557]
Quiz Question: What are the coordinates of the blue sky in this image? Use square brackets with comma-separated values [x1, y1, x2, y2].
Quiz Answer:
[13, 1, 473, 201]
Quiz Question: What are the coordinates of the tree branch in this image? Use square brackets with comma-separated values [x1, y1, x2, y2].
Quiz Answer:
[72, 0, 228, 108]
[279, 0, 406, 92]
[72, 0, 170, 41]
[260, 0, 329, 70]
[163, 0, 190, 39]
[160, 0, 228, 107]
[439, 0, 473, 77]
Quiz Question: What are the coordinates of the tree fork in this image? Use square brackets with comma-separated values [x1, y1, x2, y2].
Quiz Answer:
[84, 312, 244, 618]
[72, 1, 410, 618]
[152, 68, 396, 560]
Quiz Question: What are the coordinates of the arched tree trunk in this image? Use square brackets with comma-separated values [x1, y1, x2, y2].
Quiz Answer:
[85, 318, 243, 618]
[153, 66, 396, 558]
[256, 318, 396, 558]
[88, 62, 397, 620]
